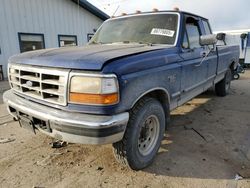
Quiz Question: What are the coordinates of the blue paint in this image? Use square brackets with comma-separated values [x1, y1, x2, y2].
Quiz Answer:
[247, 33, 250, 47]
[9, 11, 240, 115]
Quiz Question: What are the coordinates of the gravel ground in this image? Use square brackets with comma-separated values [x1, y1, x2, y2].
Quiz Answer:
[0, 72, 250, 188]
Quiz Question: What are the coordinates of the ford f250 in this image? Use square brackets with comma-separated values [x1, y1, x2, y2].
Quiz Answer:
[3, 11, 239, 170]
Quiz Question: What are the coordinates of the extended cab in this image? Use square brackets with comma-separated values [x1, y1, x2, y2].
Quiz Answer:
[3, 11, 239, 170]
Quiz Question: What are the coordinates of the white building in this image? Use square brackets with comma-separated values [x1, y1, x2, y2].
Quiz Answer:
[0, 0, 109, 80]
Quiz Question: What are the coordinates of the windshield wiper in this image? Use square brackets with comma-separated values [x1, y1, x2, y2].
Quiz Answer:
[109, 41, 154, 46]
[138, 41, 154, 46]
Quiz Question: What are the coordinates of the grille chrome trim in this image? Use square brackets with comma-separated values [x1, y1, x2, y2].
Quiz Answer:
[8, 64, 70, 106]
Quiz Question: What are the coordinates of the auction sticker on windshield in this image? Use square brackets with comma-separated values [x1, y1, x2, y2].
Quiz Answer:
[150, 28, 175, 37]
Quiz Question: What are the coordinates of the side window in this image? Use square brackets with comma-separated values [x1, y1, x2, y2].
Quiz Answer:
[186, 25, 201, 49]
[185, 17, 201, 49]
[202, 20, 212, 35]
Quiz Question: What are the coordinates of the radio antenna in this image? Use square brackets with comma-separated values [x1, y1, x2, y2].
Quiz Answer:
[112, 5, 120, 17]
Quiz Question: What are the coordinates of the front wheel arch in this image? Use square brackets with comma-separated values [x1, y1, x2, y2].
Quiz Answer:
[130, 88, 170, 126]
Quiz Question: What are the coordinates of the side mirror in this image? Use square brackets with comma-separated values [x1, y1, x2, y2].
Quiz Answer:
[200, 34, 217, 46]
[216, 33, 226, 41]
[240, 33, 247, 39]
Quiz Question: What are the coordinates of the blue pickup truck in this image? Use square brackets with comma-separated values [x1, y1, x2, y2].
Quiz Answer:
[3, 11, 239, 170]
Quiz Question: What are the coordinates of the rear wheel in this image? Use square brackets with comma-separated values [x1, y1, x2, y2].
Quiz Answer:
[112, 97, 165, 170]
[233, 73, 240, 80]
[215, 69, 232, 96]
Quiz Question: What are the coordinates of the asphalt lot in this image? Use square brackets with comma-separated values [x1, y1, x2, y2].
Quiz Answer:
[0, 72, 250, 188]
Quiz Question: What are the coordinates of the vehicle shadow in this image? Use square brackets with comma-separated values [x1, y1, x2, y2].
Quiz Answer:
[145, 90, 250, 179]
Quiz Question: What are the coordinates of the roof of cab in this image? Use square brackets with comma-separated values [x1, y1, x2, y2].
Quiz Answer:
[111, 10, 208, 21]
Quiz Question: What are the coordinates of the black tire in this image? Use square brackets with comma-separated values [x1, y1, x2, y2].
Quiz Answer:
[112, 97, 165, 170]
[233, 73, 240, 80]
[215, 69, 232, 97]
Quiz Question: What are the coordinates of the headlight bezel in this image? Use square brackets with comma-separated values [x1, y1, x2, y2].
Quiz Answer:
[68, 71, 120, 106]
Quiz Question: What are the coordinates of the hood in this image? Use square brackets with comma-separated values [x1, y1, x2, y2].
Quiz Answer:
[10, 44, 168, 70]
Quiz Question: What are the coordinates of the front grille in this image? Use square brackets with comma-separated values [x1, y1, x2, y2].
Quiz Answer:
[8, 64, 70, 106]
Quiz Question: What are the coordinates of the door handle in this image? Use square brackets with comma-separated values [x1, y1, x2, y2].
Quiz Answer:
[195, 51, 209, 67]
[200, 51, 207, 58]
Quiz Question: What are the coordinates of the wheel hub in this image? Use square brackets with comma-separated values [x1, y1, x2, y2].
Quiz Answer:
[138, 115, 160, 156]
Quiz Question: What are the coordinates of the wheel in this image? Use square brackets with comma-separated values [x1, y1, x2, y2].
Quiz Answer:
[113, 97, 165, 170]
[233, 73, 240, 80]
[215, 69, 232, 97]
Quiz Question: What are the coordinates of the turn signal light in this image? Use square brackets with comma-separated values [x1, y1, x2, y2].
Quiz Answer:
[69, 93, 119, 105]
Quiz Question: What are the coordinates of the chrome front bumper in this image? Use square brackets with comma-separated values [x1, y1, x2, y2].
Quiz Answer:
[3, 90, 129, 144]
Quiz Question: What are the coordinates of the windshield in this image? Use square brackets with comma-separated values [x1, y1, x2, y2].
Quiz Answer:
[89, 13, 179, 45]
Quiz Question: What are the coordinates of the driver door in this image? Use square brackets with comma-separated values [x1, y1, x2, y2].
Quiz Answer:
[178, 17, 208, 106]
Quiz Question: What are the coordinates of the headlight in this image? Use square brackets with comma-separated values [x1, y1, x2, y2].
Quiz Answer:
[69, 73, 119, 105]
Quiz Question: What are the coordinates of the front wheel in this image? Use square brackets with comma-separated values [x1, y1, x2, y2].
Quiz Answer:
[112, 97, 165, 170]
[215, 69, 232, 97]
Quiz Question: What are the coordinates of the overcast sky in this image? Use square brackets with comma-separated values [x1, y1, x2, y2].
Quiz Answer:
[87, 0, 250, 31]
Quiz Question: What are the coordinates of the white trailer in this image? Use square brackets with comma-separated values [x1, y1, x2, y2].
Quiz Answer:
[215, 29, 250, 67]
